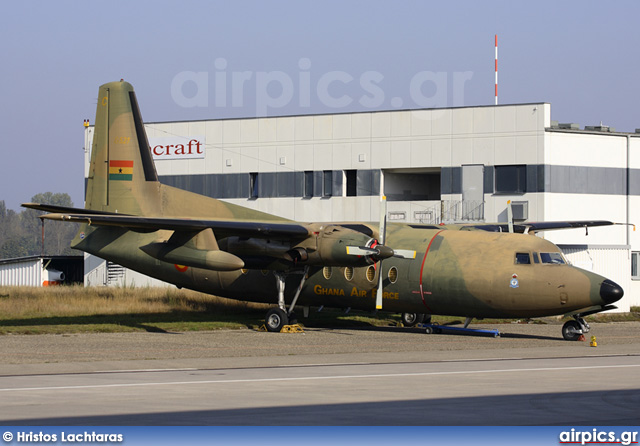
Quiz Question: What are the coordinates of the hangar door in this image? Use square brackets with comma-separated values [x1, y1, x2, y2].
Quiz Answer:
[462, 164, 484, 202]
[383, 168, 441, 201]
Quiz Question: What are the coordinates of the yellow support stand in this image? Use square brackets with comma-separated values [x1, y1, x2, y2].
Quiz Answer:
[281, 324, 304, 333]
[590, 336, 597, 347]
[256, 324, 304, 333]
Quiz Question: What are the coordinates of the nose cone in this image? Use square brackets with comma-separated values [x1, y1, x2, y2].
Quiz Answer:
[600, 279, 624, 304]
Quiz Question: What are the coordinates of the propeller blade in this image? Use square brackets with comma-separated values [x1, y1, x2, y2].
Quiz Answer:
[375, 265, 383, 309]
[379, 196, 387, 245]
[346, 246, 378, 256]
[376, 195, 387, 310]
[393, 249, 417, 259]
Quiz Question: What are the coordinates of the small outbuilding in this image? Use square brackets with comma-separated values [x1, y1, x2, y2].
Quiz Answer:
[0, 255, 84, 287]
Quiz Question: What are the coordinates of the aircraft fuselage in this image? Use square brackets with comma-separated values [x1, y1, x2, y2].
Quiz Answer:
[77, 223, 616, 320]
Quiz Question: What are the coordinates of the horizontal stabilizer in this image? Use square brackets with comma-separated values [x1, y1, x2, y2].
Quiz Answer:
[21, 203, 127, 216]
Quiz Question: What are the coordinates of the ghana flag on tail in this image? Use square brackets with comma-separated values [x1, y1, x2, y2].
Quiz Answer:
[109, 160, 133, 181]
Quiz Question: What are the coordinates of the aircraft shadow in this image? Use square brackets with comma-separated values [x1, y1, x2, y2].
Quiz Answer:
[310, 323, 565, 342]
[1, 313, 564, 341]
[3, 388, 638, 426]
[0, 312, 263, 334]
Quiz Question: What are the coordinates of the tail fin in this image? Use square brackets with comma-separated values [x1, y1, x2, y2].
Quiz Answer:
[86, 81, 162, 215]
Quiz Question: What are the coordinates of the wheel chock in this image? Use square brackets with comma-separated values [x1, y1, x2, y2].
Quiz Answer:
[590, 336, 597, 347]
[257, 324, 304, 333]
[281, 324, 304, 333]
[577, 334, 586, 342]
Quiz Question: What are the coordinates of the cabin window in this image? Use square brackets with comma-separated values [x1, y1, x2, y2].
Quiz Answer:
[388, 266, 398, 283]
[366, 265, 376, 282]
[539, 252, 566, 264]
[344, 267, 354, 281]
[515, 252, 531, 264]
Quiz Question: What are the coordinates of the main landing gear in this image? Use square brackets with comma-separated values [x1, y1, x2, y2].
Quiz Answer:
[401, 313, 431, 327]
[264, 267, 309, 332]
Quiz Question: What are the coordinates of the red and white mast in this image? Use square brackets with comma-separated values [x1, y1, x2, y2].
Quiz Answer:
[494, 34, 498, 105]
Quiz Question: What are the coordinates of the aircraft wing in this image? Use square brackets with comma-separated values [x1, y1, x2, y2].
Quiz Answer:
[34, 211, 311, 240]
[463, 220, 616, 234]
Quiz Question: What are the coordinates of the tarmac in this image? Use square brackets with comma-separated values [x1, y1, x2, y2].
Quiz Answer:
[0, 321, 639, 425]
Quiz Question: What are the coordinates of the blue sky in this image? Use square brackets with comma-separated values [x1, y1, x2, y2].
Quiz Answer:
[1, 0, 639, 211]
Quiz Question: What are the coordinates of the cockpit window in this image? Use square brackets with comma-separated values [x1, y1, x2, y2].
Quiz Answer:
[515, 252, 531, 264]
[532, 252, 540, 264]
[539, 252, 566, 264]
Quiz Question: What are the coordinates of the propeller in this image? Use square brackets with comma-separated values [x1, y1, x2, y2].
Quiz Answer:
[344, 196, 416, 309]
[375, 196, 387, 310]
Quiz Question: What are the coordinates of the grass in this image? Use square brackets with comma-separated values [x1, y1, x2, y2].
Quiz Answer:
[0, 286, 638, 335]
[0, 285, 398, 335]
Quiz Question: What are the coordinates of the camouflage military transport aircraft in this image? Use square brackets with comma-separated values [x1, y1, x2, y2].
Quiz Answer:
[24, 81, 624, 341]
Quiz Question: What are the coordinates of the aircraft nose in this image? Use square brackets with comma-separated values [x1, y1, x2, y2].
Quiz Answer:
[600, 279, 624, 303]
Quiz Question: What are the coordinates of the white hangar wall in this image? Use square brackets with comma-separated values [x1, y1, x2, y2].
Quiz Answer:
[83, 102, 640, 310]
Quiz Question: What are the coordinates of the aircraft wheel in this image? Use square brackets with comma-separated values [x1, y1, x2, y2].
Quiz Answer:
[401, 313, 426, 327]
[562, 320, 582, 341]
[265, 308, 289, 332]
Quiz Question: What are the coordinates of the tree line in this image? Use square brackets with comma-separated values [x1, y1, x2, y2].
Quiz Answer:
[0, 193, 78, 259]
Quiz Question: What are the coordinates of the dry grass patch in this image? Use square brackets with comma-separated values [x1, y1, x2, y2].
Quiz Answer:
[0, 285, 271, 334]
[0, 285, 265, 319]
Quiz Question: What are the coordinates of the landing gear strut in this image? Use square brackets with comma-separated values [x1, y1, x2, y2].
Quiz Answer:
[264, 267, 309, 332]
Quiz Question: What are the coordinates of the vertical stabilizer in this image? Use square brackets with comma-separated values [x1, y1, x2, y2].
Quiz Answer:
[85, 81, 161, 215]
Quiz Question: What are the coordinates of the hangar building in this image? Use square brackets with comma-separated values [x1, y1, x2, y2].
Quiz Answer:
[83, 102, 640, 311]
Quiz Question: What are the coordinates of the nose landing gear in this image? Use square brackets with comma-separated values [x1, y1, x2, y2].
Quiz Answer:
[562, 316, 590, 341]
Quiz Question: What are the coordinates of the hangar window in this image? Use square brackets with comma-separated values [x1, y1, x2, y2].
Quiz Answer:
[632, 252, 639, 280]
[250, 172, 259, 199]
[345, 170, 357, 197]
[495, 165, 526, 194]
[304, 171, 314, 198]
[515, 253, 531, 264]
[323, 170, 333, 197]
[539, 252, 566, 264]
